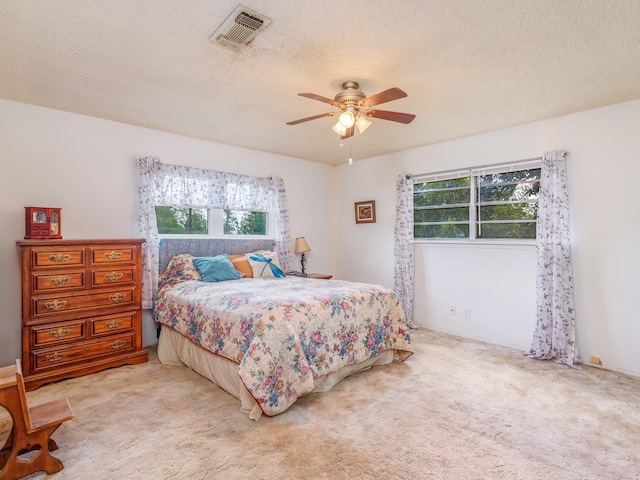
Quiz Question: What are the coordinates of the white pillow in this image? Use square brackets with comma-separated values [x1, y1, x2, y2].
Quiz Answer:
[246, 251, 285, 278]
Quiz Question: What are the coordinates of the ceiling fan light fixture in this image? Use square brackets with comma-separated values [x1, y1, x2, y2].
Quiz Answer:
[332, 121, 347, 136]
[286, 81, 415, 146]
[355, 115, 372, 134]
[338, 110, 356, 128]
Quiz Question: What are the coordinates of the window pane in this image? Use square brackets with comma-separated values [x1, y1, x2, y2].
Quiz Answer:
[415, 223, 469, 239]
[414, 177, 471, 239]
[477, 169, 541, 202]
[476, 222, 536, 239]
[477, 169, 541, 186]
[478, 182, 540, 203]
[477, 203, 538, 221]
[414, 189, 470, 207]
[155, 206, 208, 234]
[414, 177, 470, 191]
[224, 210, 267, 235]
[415, 207, 469, 223]
[414, 178, 470, 208]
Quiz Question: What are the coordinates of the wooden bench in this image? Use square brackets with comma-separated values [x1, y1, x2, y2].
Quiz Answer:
[0, 359, 74, 480]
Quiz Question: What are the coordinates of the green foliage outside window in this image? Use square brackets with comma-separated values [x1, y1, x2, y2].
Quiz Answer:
[414, 168, 541, 240]
[155, 207, 268, 236]
[155, 206, 208, 234]
[414, 177, 470, 238]
[223, 210, 267, 235]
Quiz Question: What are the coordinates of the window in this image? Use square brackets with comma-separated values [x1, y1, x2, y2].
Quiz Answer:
[155, 206, 208, 235]
[223, 210, 268, 235]
[155, 206, 269, 237]
[413, 164, 541, 240]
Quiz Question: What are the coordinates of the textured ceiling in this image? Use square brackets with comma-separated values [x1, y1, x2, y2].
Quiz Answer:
[2, 1, 640, 166]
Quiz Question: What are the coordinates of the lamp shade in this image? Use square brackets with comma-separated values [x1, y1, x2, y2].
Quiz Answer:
[355, 114, 372, 134]
[295, 237, 311, 254]
[338, 110, 356, 128]
[332, 121, 347, 136]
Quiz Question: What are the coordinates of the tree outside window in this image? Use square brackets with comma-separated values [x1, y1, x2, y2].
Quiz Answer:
[155, 206, 268, 236]
[413, 167, 541, 240]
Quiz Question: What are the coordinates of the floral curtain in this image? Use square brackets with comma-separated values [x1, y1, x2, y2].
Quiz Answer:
[135, 157, 161, 309]
[394, 174, 419, 329]
[135, 158, 293, 308]
[526, 150, 579, 367]
[271, 176, 293, 270]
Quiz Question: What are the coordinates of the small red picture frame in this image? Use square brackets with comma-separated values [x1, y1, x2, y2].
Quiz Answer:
[25, 207, 62, 239]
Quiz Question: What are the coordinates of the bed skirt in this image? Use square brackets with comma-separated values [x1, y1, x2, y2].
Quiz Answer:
[157, 326, 395, 420]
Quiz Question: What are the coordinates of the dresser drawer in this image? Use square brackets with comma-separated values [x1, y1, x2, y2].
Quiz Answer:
[31, 320, 86, 347]
[90, 312, 135, 336]
[33, 333, 135, 370]
[32, 248, 85, 268]
[33, 287, 136, 317]
[91, 267, 135, 286]
[91, 247, 135, 265]
[32, 271, 85, 293]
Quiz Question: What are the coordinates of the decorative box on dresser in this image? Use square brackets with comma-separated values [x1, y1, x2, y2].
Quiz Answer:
[16, 239, 148, 391]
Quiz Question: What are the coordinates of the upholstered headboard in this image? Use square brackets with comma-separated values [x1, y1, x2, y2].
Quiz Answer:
[158, 238, 276, 273]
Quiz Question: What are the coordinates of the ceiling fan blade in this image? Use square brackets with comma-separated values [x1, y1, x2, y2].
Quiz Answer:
[360, 87, 407, 107]
[286, 112, 337, 125]
[340, 126, 355, 140]
[365, 109, 416, 124]
[298, 93, 341, 108]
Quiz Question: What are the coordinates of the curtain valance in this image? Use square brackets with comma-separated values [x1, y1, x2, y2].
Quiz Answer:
[153, 162, 276, 211]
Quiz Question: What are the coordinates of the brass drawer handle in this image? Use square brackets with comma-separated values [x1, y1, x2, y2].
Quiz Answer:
[49, 327, 71, 338]
[109, 293, 126, 302]
[45, 352, 66, 363]
[105, 272, 123, 281]
[49, 276, 71, 286]
[109, 339, 127, 350]
[105, 319, 123, 329]
[105, 251, 123, 260]
[45, 299, 67, 311]
[49, 253, 71, 263]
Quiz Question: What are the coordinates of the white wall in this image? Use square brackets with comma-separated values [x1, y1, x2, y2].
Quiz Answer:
[335, 100, 640, 377]
[0, 99, 334, 366]
[3, 98, 639, 378]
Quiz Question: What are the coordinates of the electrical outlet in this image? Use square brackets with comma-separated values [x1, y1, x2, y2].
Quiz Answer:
[590, 356, 602, 365]
[464, 308, 471, 318]
[449, 305, 456, 316]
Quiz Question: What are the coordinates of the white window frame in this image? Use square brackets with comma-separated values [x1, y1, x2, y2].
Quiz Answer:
[413, 158, 542, 245]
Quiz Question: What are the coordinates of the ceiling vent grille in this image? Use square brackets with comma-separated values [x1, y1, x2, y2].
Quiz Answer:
[210, 5, 272, 50]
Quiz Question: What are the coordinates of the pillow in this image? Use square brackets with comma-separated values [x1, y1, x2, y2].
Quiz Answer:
[229, 254, 254, 278]
[229, 250, 270, 278]
[158, 254, 202, 290]
[247, 251, 285, 278]
[193, 254, 243, 282]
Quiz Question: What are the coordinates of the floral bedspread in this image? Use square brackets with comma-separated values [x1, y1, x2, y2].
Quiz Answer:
[154, 277, 413, 416]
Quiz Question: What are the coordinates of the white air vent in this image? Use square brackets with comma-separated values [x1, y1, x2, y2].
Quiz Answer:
[210, 5, 272, 50]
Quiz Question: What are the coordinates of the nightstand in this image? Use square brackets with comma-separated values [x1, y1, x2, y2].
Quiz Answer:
[303, 273, 333, 280]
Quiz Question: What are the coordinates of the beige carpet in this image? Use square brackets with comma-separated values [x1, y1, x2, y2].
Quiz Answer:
[2, 329, 639, 480]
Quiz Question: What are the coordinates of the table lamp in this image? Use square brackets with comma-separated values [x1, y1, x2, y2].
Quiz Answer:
[294, 237, 311, 276]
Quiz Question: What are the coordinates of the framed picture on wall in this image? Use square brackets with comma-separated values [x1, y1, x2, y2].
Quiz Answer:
[355, 200, 376, 224]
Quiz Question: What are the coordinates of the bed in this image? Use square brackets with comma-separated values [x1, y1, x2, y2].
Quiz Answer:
[153, 239, 413, 420]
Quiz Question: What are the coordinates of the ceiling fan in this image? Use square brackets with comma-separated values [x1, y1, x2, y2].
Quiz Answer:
[286, 81, 416, 139]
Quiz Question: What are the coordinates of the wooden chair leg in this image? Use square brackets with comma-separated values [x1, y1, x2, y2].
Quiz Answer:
[0, 361, 73, 479]
[0, 425, 64, 480]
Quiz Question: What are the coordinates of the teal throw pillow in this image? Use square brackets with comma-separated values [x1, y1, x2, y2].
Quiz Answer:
[193, 254, 242, 282]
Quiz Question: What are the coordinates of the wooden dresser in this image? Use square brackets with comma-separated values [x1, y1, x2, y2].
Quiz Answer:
[16, 239, 148, 390]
